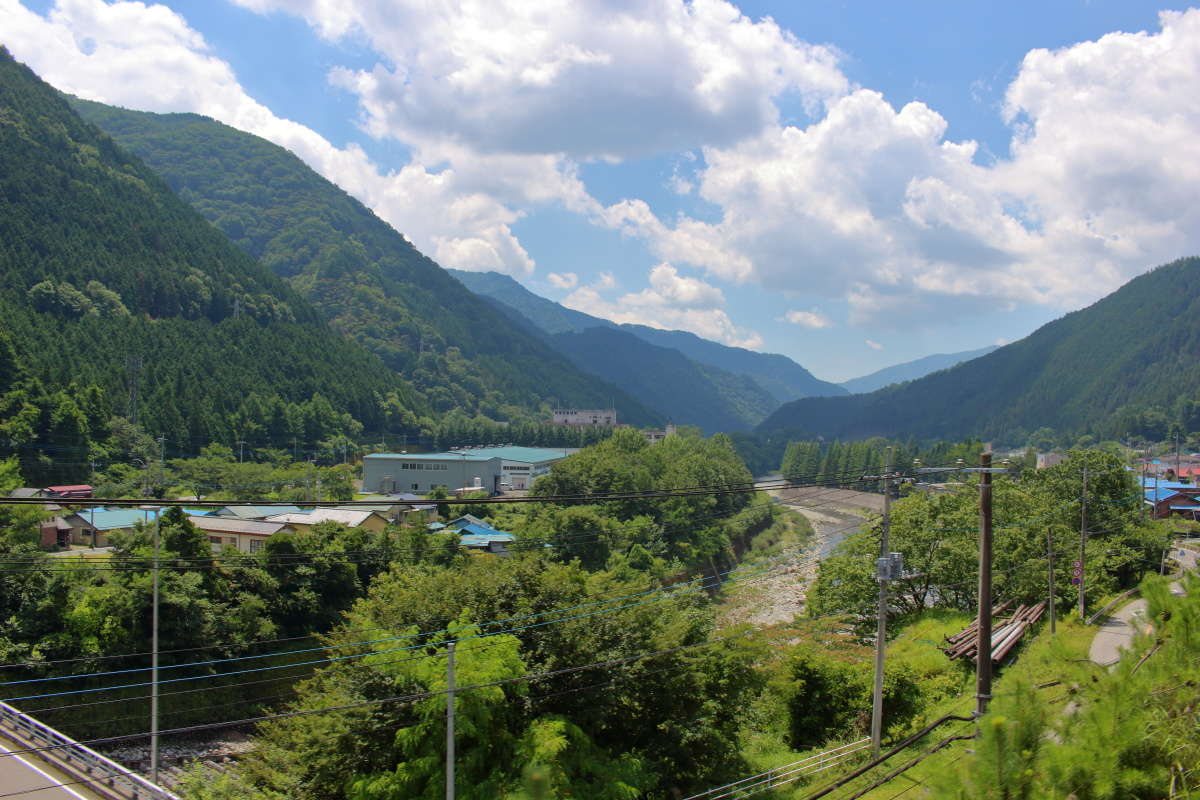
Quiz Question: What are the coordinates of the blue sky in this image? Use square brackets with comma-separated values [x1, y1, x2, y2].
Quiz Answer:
[4, 1, 1199, 381]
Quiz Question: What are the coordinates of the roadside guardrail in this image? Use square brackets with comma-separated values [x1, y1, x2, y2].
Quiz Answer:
[0, 700, 177, 799]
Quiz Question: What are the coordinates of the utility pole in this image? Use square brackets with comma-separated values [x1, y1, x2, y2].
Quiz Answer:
[1176, 432, 1181, 480]
[446, 640, 456, 800]
[1142, 460, 1148, 521]
[976, 451, 994, 718]
[150, 505, 160, 783]
[870, 448, 896, 756]
[292, 437, 298, 462]
[1079, 468, 1088, 619]
[238, 440, 246, 463]
[1046, 527, 1056, 635]
[156, 436, 165, 494]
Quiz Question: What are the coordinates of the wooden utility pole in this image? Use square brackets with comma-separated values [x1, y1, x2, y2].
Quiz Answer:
[1079, 468, 1088, 619]
[1047, 527, 1056, 635]
[976, 452, 994, 717]
[446, 640, 456, 800]
[870, 448, 894, 755]
[150, 508, 160, 783]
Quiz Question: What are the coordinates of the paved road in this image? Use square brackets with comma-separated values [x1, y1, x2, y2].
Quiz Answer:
[1088, 597, 1148, 666]
[0, 740, 101, 799]
[1089, 571, 1188, 666]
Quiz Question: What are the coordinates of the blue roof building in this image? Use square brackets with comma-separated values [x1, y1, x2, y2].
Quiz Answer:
[62, 507, 163, 548]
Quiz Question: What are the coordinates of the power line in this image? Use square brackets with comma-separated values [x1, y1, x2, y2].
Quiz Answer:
[1, 552, 819, 706]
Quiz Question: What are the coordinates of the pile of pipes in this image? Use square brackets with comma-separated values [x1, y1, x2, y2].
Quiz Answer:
[943, 601, 1047, 664]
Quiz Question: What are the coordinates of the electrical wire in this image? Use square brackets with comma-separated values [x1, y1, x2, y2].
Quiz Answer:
[1, 550, 822, 705]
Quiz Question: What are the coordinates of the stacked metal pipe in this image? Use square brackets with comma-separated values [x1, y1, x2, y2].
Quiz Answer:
[943, 601, 1047, 664]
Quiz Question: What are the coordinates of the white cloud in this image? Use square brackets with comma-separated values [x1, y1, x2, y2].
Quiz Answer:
[236, 0, 848, 161]
[595, 271, 618, 290]
[8, 0, 1200, 334]
[0, 0, 546, 275]
[865, 339, 883, 351]
[561, 265, 761, 348]
[547, 271, 578, 290]
[603, 10, 1200, 324]
[994, 337, 1009, 347]
[783, 309, 833, 329]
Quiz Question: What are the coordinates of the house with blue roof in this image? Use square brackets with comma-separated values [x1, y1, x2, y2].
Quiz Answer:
[63, 507, 162, 547]
[1144, 487, 1200, 519]
[440, 515, 516, 554]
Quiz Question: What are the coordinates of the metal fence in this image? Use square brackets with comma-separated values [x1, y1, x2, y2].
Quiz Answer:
[682, 738, 872, 799]
[0, 700, 177, 800]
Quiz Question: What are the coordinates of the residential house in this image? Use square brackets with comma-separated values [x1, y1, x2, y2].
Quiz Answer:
[189, 516, 287, 554]
[1144, 487, 1200, 519]
[211, 505, 303, 520]
[62, 507, 161, 548]
[9, 489, 72, 549]
[43, 485, 94, 499]
[441, 514, 516, 555]
[349, 494, 439, 524]
[263, 508, 390, 534]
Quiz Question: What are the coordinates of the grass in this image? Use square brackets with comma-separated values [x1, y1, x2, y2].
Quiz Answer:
[782, 607, 1099, 800]
[827, 608, 1109, 800]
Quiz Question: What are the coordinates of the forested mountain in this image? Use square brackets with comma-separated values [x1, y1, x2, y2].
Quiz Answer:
[445, 271, 782, 429]
[839, 345, 998, 394]
[69, 97, 658, 426]
[0, 47, 425, 480]
[450, 269, 847, 403]
[758, 256, 1200, 443]
[548, 327, 778, 432]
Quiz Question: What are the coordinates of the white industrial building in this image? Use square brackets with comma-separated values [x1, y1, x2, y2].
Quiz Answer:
[362, 446, 570, 494]
[455, 446, 570, 490]
[363, 453, 503, 495]
[552, 408, 617, 426]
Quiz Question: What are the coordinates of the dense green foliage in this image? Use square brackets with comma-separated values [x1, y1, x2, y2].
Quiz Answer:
[0, 47, 430, 483]
[450, 269, 846, 405]
[759, 257, 1200, 444]
[69, 98, 658, 427]
[548, 327, 778, 432]
[940, 574, 1200, 797]
[809, 451, 1166, 628]
[529, 428, 754, 565]
[778, 436, 1011, 486]
[0, 461, 463, 740]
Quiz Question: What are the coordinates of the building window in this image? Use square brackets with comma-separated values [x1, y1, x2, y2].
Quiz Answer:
[249, 538, 264, 553]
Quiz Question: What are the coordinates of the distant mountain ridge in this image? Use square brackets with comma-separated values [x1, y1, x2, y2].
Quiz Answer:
[70, 98, 660, 426]
[758, 256, 1200, 442]
[449, 270, 846, 404]
[839, 346, 999, 394]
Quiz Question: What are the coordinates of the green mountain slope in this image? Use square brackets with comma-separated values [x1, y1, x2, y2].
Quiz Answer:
[758, 257, 1200, 442]
[453, 274, 779, 431]
[548, 328, 778, 432]
[0, 47, 418, 460]
[839, 345, 998, 394]
[449, 269, 845, 403]
[69, 98, 658, 426]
